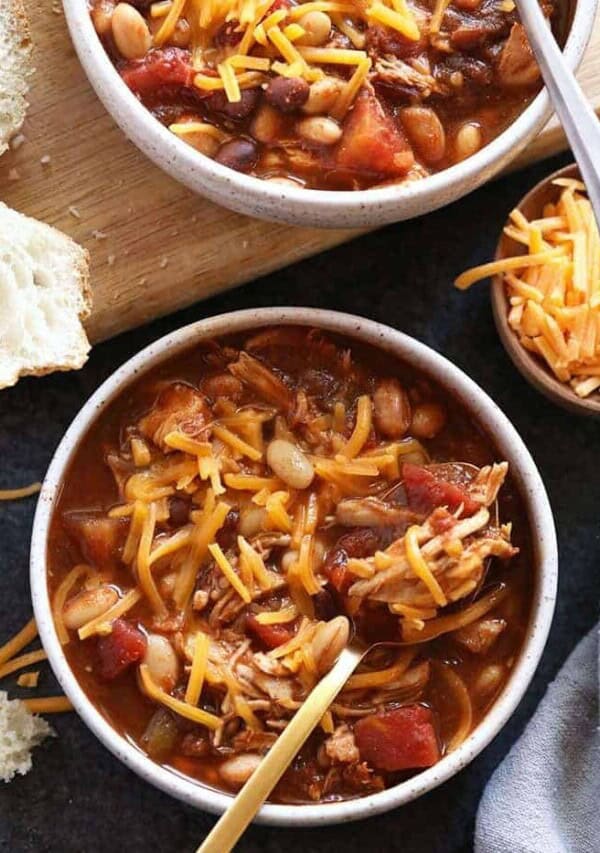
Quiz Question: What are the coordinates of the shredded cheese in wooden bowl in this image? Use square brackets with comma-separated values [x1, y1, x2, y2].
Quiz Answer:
[456, 165, 600, 416]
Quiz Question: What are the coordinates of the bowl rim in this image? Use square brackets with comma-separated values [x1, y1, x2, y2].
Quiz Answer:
[30, 307, 558, 827]
[60, 0, 596, 228]
[491, 162, 600, 418]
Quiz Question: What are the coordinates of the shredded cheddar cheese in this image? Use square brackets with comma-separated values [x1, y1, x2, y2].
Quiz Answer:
[457, 179, 600, 398]
[208, 542, 252, 602]
[0, 618, 37, 667]
[140, 664, 221, 729]
[405, 525, 447, 607]
[174, 500, 231, 609]
[23, 696, 73, 714]
[0, 649, 47, 680]
[185, 631, 210, 705]
[78, 589, 143, 640]
[16, 671, 40, 688]
[0, 482, 41, 500]
[341, 395, 372, 458]
[254, 605, 298, 624]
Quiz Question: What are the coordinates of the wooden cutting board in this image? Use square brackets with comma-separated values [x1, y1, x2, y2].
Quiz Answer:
[2, 3, 599, 343]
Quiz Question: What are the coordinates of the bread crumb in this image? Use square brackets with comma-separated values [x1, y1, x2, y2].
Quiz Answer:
[139, 277, 148, 286]
[10, 134, 26, 150]
[92, 230, 107, 240]
[159, 257, 168, 269]
[107, 254, 116, 266]
[40, 155, 51, 166]
[0, 691, 54, 783]
[68, 206, 81, 220]
[8, 168, 20, 181]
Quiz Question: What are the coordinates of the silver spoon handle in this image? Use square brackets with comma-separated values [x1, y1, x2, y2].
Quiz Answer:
[516, 0, 600, 219]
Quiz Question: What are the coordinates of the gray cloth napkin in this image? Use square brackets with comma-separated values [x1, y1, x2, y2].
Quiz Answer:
[475, 627, 599, 853]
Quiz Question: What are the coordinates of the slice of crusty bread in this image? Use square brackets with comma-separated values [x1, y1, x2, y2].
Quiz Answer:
[0, 203, 92, 389]
[0, 0, 33, 156]
[0, 691, 54, 783]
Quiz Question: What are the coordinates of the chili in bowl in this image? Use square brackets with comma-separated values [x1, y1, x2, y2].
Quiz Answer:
[62, 0, 594, 226]
[31, 308, 557, 824]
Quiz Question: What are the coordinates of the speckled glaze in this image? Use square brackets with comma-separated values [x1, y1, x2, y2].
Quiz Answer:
[30, 308, 558, 827]
[62, 1, 595, 229]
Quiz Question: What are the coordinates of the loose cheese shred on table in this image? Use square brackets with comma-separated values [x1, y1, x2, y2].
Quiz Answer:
[22, 696, 74, 714]
[456, 179, 600, 398]
[0, 618, 38, 667]
[0, 649, 48, 681]
[0, 482, 41, 500]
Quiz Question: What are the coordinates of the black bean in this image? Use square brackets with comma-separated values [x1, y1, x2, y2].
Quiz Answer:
[208, 87, 260, 121]
[264, 76, 310, 113]
[214, 20, 243, 48]
[168, 496, 191, 528]
[215, 508, 240, 551]
[215, 138, 258, 173]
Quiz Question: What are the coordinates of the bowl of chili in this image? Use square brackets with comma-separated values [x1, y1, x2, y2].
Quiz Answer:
[61, 0, 595, 227]
[30, 307, 557, 824]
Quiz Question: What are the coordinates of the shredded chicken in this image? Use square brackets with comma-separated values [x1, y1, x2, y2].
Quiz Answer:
[228, 352, 294, 412]
[371, 56, 449, 99]
[138, 383, 211, 451]
[453, 618, 507, 654]
[324, 725, 360, 764]
[336, 497, 420, 529]
[349, 465, 517, 611]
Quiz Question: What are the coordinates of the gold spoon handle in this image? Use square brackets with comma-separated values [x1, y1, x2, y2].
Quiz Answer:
[197, 644, 363, 853]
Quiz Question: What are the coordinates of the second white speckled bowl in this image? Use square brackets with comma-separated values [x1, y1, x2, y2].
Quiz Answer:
[62, 1, 596, 228]
[31, 308, 557, 826]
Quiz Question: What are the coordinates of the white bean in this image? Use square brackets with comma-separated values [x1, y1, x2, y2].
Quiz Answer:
[296, 11, 332, 46]
[302, 78, 344, 116]
[267, 439, 314, 489]
[296, 116, 342, 146]
[219, 753, 262, 788]
[112, 3, 151, 60]
[63, 585, 118, 630]
[453, 123, 482, 163]
[311, 616, 349, 674]
[143, 634, 179, 692]
[399, 107, 446, 164]
[410, 402, 447, 439]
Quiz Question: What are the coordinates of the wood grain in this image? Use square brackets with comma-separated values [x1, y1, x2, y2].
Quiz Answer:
[1, 3, 598, 343]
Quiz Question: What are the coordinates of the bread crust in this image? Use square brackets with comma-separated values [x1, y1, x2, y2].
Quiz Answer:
[0, 0, 34, 156]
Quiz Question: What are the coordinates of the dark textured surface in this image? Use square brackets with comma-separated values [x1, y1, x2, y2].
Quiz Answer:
[1, 153, 598, 853]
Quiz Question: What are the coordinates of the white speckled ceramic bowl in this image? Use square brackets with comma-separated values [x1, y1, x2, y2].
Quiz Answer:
[62, 1, 595, 228]
[31, 308, 557, 826]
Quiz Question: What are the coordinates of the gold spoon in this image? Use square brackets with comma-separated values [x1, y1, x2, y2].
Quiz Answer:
[197, 627, 379, 853]
[198, 463, 495, 853]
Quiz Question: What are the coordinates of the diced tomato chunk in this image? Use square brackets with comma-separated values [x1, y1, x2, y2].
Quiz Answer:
[354, 705, 440, 772]
[121, 48, 195, 97]
[96, 619, 147, 681]
[336, 91, 414, 177]
[246, 614, 298, 649]
[323, 528, 380, 595]
[403, 463, 480, 516]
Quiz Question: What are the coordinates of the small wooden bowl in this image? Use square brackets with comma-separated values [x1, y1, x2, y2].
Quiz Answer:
[491, 163, 600, 418]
